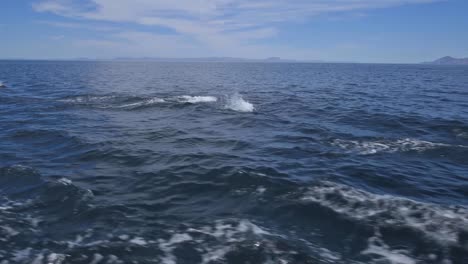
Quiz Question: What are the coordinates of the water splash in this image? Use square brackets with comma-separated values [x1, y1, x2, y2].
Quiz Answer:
[225, 93, 254, 112]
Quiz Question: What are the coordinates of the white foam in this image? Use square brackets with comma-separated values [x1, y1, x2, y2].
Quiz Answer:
[362, 236, 416, 264]
[60, 95, 117, 104]
[302, 181, 468, 244]
[237, 219, 270, 235]
[225, 93, 254, 112]
[0, 81, 5, 88]
[1, 226, 19, 237]
[156, 219, 274, 264]
[12, 248, 32, 262]
[106, 255, 121, 264]
[317, 247, 341, 261]
[129, 237, 148, 246]
[256, 186, 267, 194]
[157, 233, 193, 264]
[201, 247, 231, 264]
[47, 253, 66, 264]
[118, 97, 165, 108]
[331, 138, 453, 155]
[118, 234, 129, 240]
[31, 254, 44, 264]
[89, 253, 104, 264]
[454, 128, 468, 139]
[146, 97, 165, 104]
[57, 178, 72, 185]
[177, 95, 218, 103]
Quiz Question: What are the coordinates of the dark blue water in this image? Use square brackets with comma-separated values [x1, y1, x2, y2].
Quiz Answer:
[1, 61, 468, 264]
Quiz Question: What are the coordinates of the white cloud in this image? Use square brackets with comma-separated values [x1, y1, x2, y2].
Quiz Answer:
[33, 0, 439, 58]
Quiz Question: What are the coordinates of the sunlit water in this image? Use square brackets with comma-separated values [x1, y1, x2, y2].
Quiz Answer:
[1, 61, 468, 264]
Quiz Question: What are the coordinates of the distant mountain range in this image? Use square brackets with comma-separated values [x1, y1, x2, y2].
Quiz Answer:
[111, 57, 323, 63]
[423, 56, 468, 65]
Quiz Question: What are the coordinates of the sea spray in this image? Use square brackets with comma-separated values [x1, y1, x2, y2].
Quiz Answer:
[225, 93, 254, 112]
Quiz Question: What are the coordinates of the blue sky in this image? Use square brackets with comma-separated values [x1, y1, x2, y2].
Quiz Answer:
[1, 0, 467, 63]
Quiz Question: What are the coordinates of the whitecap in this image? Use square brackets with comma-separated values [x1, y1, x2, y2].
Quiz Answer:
[362, 235, 416, 264]
[31, 254, 44, 264]
[156, 219, 273, 264]
[331, 138, 454, 155]
[12, 248, 32, 262]
[302, 181, 468, 244]
[46, 253, 66, 264]
[177, 95, 218, 103]
[1, 226, 19, 237]
[129, 237, 148, 246]
[0, 81, 5, 88]
[118, 234, 129, 240]
[225, 93, 254, 112]
[158, 233, 193, 264]
[57, 178, 72, 185]
[300, 181, 468, 263]
[256, 186, 267, 195]
[89, 253, 104, 264]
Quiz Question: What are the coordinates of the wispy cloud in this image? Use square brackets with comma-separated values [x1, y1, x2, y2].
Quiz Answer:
[33, 0, 440, 58]
[37, 20, 118, 31]
[50, 34, 65, 40]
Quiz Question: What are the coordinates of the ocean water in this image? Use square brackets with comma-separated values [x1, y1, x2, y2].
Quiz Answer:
[0, 61, 467, 264]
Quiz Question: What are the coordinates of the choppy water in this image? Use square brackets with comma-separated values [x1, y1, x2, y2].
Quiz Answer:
[1, 61, 468, 264]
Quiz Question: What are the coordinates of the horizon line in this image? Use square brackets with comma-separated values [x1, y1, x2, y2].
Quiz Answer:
[0, 57, 430, 65]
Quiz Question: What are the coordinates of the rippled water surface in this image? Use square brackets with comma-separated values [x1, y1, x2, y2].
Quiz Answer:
[1, 61, 468, 264]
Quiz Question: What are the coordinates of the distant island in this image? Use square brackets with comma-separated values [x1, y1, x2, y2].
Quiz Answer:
[423, 56, 468, 65]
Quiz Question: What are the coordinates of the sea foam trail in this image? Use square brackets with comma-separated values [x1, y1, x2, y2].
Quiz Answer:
[59, 95, 119, 104]
[117, 97, 165, 109]
[225, 93, 254, 112]
[176, 95, 218, 103]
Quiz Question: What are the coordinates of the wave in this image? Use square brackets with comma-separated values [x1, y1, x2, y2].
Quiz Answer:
[0, 166, 94, 263]
[0, 81, 5, 88]
[225, 93, 255, 112]
[301, 181, 468, 263]
[176, 95, 218, 103]
[113, 218, 338, 264]
[331, 138, 459, 155]
[155, 219, 272, 264]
